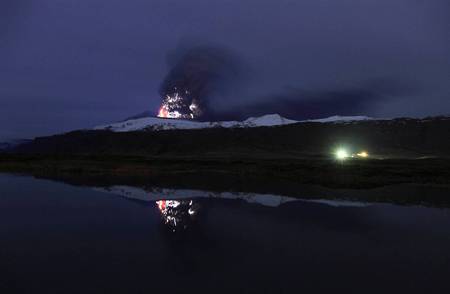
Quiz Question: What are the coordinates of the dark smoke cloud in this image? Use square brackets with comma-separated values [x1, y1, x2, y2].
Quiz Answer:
[159, 45, 244, 118]
[204, 79, 415, 121]
[158, 44, 416, 121]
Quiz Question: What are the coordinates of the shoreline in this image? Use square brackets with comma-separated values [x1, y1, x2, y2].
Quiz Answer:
[1, 154, 450, 207]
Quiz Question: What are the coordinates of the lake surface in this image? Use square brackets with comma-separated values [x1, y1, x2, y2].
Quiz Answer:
[1, 174, 450, 293]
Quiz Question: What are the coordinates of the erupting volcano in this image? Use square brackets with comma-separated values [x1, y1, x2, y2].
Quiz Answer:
[156, 45, 242, 120]
[157, 90, 202, 119]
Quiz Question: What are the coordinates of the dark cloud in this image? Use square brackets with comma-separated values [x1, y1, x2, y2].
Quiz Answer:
[205, 79, 415, 121]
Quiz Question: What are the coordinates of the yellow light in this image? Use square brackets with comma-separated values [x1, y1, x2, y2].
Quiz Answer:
[335, 149, 349, 160]
[357, 151, 369, 158]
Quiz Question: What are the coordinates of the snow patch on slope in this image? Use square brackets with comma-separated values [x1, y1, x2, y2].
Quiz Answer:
[93, 114, 376, 132]
[94, 117, 205, 132]
[243, 114, 298, 126]
[306, 115, 373, 123]
[94, 114, 297, 132]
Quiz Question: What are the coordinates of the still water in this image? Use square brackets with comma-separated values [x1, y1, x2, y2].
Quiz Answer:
[1, 174, 450, 293]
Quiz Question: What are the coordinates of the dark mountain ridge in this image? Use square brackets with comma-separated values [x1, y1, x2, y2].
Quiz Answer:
[10, 116, 450, 158]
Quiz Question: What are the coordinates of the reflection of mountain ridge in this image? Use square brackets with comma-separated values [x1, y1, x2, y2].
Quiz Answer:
[94, 186, 370, 208]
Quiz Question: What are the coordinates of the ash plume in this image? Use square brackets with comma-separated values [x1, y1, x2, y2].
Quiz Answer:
[158, 45, 243, 120]
[156, 45, 413, 122]
[207, 79, 416, 121]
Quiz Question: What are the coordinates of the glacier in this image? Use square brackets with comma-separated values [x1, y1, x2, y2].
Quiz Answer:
[94, 113, 373, 132]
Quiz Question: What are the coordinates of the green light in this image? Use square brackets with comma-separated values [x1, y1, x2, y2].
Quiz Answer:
[335, 148, 349, 160]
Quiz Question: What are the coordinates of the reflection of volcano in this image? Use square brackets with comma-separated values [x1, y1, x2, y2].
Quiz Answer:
[96, 186, 370, 208]
[156, 199, 199, 232]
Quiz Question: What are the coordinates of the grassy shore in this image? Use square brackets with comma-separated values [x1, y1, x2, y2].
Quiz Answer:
[1, 154, 449, 188]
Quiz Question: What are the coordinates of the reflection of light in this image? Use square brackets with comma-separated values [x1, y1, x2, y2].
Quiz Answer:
[156, 199, 198, 231]
[157, 200, 180, 213]
[335, 148, 349, 160]
[157, 200, 166, 211]
[357, 151, 369, 158]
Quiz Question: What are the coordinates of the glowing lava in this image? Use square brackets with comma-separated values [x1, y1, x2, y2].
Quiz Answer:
[157, 90, 201, 119]
[158, 105, 169, 118]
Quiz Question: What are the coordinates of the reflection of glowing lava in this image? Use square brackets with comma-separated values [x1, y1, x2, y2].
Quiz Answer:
[156, 200, 198, 232]
[157, 91, 201, 119]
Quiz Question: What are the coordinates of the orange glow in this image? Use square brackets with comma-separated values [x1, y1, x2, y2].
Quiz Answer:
[357, 151, 369, 158]
[157, 200, 166, 211]
[158, 106, 169, 118]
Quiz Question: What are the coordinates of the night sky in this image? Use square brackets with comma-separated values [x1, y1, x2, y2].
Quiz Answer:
[1, 0, 449, 140]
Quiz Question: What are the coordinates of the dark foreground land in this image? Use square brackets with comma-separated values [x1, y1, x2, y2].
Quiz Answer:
[9, 116, 450, 158]
[1, 154, 450, 188]
[1, 116, 449, 206]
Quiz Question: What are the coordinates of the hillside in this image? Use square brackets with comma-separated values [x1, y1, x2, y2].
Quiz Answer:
[0, 139, 32, 151]
[94, 113, 374, 132]
[11, 116, 450, 158]
[1, 115, 450, 190]
[94, 114, 300, 132]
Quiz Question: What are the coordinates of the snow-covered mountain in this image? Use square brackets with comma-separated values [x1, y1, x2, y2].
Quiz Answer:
[94, 114, 373, 132]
